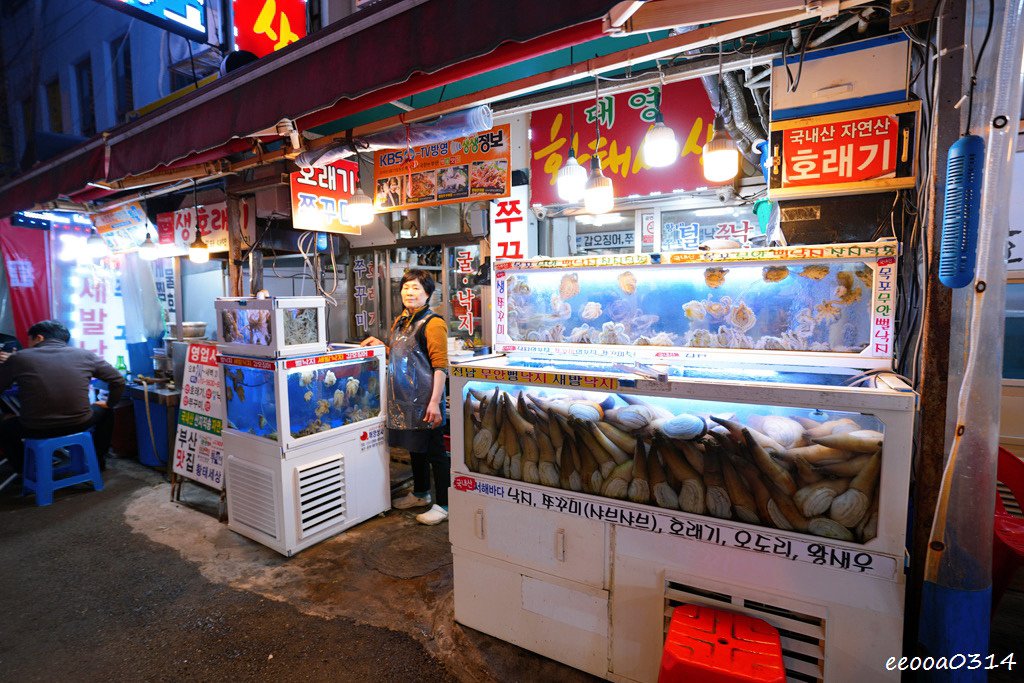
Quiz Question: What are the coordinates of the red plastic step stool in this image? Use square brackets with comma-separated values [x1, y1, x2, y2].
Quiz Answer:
[659, 604, 786, 683]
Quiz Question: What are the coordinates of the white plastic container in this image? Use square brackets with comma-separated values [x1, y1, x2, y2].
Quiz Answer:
[215, 295, 327, 358]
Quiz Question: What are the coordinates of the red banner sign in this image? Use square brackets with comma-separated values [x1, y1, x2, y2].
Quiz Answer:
[372, 125, 511, 212]
[290, 159, 361, 235]
[530, 79, 717, 206]
[0, 219, 51, 345]
[234, 0, 307, 58]
[769, 101, 919, 199]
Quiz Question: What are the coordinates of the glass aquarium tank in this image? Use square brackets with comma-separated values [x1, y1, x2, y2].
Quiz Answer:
[284, 356, 381, 439]
[216, 296, 327, 358]
[494, 243, 897, 366]
[462, 381, 886, 545]
[221, 346, 385, 450]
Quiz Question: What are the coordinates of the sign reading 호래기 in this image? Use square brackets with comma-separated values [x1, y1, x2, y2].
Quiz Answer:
[173, 343, 225, 490]
[290, 159, 362, 235]
[373, 124, 511, 212]
[769, 101, 920, 199]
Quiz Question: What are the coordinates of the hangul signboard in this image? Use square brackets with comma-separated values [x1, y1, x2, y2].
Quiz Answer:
[351, 254, 380, 337]
[290, 159, 362, 235]
[91, 201, 153, 253]
[172, 343, 225, 490]
[530, 79, 717, 206]
[373, 124, 511, 212]
[233, 0, 306, 57]
[489, 185, 529, 261]
[769, 101, 920, 199]
[155, 201, 248, 254]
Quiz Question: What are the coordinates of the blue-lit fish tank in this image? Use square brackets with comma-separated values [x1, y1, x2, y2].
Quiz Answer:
[216, 296, 327, 358]
[221, 345, 385, 452]
[494, 243, 898, 369]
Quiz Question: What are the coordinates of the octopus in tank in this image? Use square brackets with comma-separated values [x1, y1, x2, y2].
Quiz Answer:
[299, 370, 314, 387]
[815, 301, 842, 324]
[634, 336, 652, 346]
[682, 300, 706, 322]
[704, 267, 728, 289]
[323, 370, 338, 388]
[762, 266, 790, 283]
[794, 307, 817, 337]
[509, 278, 531, 295]
[549, 323, 565, 343]
[332, 389, 346, 410]
[303, 390, 313, 402]
[258, 414, 268, 429]
[648, 332, 677, 346]
[346, 376, 360, 400]
[225, 385, 234, 402]
[755, 336, 788, 351]
[837, 286, 863, 305]
[315, 399, 331, 418]
[727, 300, 756, 332]
[236, 386, 246, 403]
[598, 321, 630, 345]
[221, 311, 240, 343]
[581, 301, 603, 321]
[798, 264, 830, 280]
[559, 273, 581, 300]
[686, 329, 714, 347]
[549, 294, 572, 320]
[617, 270, 638, 295]
[247, 310, 271, 345]
[568, 323, 594, 343]
[704, 296, 733, 320]
[855, 266, 873, 288]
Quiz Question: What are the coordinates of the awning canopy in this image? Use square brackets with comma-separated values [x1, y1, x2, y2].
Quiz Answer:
[0, 0, 620, 218]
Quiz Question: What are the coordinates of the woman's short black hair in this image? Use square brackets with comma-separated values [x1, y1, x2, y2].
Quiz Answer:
[400, 269, 436, 298]
[27, 319, 71, 343]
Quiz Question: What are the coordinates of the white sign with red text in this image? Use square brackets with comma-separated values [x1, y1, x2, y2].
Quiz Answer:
[489, 185, 530, 261]
[172, 343, 225, 490]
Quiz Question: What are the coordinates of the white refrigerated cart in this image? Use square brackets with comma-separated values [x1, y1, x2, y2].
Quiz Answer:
[449, 243, 915, 682]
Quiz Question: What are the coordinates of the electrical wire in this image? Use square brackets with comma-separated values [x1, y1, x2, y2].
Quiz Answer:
[964, 0, 995, 136]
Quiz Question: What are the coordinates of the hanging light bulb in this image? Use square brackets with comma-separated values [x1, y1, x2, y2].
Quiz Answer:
[138, 232, 159, 261]
[702, 114, 740, 183]
[583, 156, 614, 215]
[556, 150, 588, 202]
[347, 186, 375, 227]
[642, 80, 679, 168]
[86, 229, 109, 258]
[188, 230, 210, 264]
[703, 43, 740, 183]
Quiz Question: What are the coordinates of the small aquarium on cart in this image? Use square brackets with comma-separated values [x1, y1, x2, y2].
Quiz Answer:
[449, 242, 917, 682]
[220, 346, 384, 452]
[215, 295, 327, 358]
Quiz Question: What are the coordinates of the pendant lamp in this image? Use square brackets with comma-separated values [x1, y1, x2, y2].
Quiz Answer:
[642, 79, 679, 168]
[582, 77, 614, 215]
[347, 186, 375, 227]
[556, 101, 587, 202]
[86, 229, 109, 258]
[188, 230, 210, 264]
[138, 233, 159, 261]
[703, 43, 740, 183]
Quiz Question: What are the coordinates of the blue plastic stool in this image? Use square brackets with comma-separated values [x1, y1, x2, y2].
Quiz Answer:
[22, 432, 104, 506]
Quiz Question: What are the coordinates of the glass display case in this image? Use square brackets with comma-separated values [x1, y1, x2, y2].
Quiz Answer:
[494, 241, 898, 369]
[215, 295, 327, 357]
[221, 345, 385, 452]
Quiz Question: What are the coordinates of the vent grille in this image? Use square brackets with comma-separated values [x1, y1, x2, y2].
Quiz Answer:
[664, 579, 826, 682]
[228, 457, 278, 539]
[296, 457, 346, 538]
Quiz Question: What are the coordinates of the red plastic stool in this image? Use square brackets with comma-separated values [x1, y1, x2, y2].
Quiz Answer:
[659, 604, 786, 683]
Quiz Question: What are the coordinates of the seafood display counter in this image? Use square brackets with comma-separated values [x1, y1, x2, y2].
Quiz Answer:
[449, 243, 915, 682]
[221, 345, 388, 556]
[215, 295, 326, 358]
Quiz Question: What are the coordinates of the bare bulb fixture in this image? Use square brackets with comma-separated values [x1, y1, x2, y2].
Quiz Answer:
[583, 156, 614, 215]
[86, 230, 109, 259]
[556, 151, 588, 202]
[139, 233, 159, 261]
[188, 231, 210, 264]
[702, 114, 740, 183]
[347, 186, 375, 227]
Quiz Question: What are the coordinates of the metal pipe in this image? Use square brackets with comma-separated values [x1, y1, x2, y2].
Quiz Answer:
[808, 8, 874, 49]
[722, 70, 767, 144]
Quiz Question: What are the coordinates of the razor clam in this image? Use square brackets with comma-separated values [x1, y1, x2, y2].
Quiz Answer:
[808, 517, 855, 541]
[587, 421, 631, 464]
[595, 421, 638, 455]
[604, 405, 660, 431]
[722, 454, 759, 524]
[757, 416, 806, 449]
[743, 428, 797, 495]
[816, 454, 871, 478]
[830, 451, 880, 527]
[646, 441, 679, 510]
[779, 444, 853, 464]
[656, 437, 705, 514]
[676, 439, 706, 475]
[535, 418, 560, 487]
[812, 430, 884, 454]
[701, 446, 732, 519]
[617, 394, 673, 419]
[601, 460, 634, 499]
[628, 437, 651, 504]
[766, 483, 810, 532]
[560, 438, 583, 492]
[732, 455, 773, 523]
[570, 417, 617, 478]
[708, 415, 746, 443]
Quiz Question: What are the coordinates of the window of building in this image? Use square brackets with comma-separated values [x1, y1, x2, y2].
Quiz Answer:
[74, 57, 95, 136]
[110, 34, 134, 122]
[45, 79, 62, 133]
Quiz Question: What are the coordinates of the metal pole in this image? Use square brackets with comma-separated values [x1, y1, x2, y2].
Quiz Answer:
[905, 0, 966, 653]
[173, 255, 184, 340]
[226, 194, 243, 296]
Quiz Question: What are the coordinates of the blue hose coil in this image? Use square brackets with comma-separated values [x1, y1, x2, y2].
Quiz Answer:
[939, 135, 985, 289]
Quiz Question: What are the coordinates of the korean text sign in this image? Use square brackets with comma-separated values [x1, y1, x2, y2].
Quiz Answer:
[490, 185, 530, 261]
[155, 201, 250, 254]
[769, 101, 919, 199]
[234, 0, 306, 57]
[373, 125, 511, 212]
[173, 343, 225, 490]
[290, 159, 361, 235]
[91, 201, 153, 253]
[530, 79, 716, 205]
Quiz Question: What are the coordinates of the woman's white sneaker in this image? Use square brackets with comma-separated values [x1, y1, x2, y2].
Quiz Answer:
[416, 504, 449, 525]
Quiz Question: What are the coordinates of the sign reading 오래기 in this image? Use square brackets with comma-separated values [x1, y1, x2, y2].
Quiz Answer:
[769, 101, 920, 199]
[373, 125, 511, 212]
[173, 343, 225, 490]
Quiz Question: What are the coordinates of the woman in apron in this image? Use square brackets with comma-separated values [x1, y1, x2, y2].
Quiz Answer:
[361, 269, 449, 525]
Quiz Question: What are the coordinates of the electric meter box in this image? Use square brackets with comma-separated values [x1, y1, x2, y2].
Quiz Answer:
[771, 33, 910, 121]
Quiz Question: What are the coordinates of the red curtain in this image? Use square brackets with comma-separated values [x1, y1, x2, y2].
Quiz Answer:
[0, 218, 52, 344]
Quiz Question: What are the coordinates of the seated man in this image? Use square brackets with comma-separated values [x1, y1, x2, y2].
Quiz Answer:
[0, 320, 125, 484]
